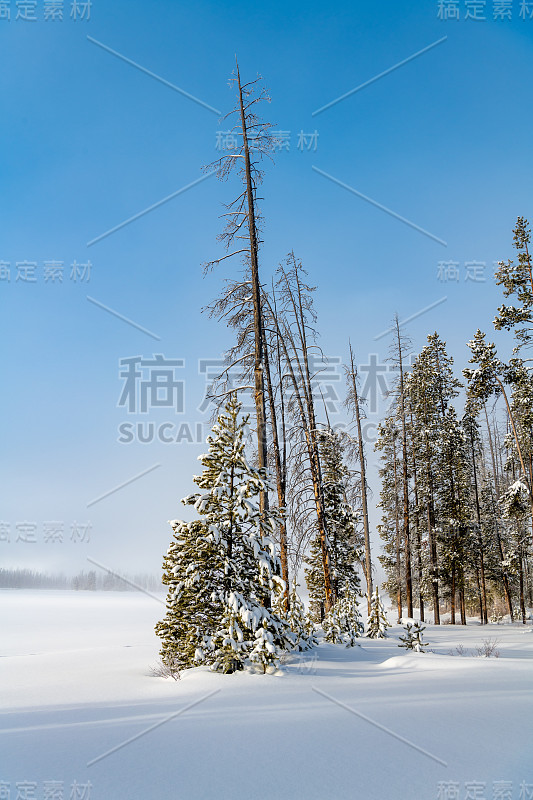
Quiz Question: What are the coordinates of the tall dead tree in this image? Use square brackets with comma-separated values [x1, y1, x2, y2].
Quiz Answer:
[205, 61, 277, 514]
[262, 286, 290, 609]
[390, 315, 413, 617]
[345, 342, 373, 614]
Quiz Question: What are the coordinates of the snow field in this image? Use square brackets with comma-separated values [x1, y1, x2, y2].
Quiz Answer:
[2, 591, 532, 799]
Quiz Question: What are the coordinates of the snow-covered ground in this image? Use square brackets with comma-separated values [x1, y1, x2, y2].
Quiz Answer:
[2, 590, 532, 799]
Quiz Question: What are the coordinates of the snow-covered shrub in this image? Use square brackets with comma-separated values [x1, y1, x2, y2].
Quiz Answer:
[149, 658, 180, 681]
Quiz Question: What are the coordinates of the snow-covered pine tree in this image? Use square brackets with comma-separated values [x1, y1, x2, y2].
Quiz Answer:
[479, 476, 516, 620]
[409, 333, 470, 624]
[305, 428, 361, 620]
[323, 580, 363, 646]
[406, 349, 442, 624]
[398, 622, 428, 652]
[404, 376, 426, 623]
[376, 416, 404, 622]
[286, 579, 316, 650]
[155, 518, 223, 670]
[436, 401, 472, 625]
[156, 396, 289, 673]
[462, 410, 490, 625]
[249, 619, 281, 673]
[322, 603, 342, 644]
[272, 578, 316, 651]
[464, 331, 533, 541]
[499, 478, 531, 624]
[493, 216, 533, 355]
[366, 587, 390, 638]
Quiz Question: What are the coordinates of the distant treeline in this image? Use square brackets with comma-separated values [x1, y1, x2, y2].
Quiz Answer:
[0, 568, 162, 592]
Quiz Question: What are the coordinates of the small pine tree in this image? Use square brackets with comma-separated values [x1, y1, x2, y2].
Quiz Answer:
[323, 604, 342, 644]
[323, 581, 363, 646]
[286, 580, 316, 651]
[366, 588, 391, 639]
[249, 619, 281, 674]
[305, 609, 317, 639]
[398, 622, 428, 652]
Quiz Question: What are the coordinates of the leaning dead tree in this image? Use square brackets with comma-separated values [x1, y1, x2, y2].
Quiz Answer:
[262, 286, 290, 608]
[204, 60, 278, 515]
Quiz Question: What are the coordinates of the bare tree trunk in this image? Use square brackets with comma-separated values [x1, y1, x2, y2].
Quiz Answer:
[410, 412, 424, 622]
[348, 343, 373, 614]
[524, 554, 533, 606]
[518, 547, 526, 624]
[459, 586, 466, 625]
[451, 567, 456, 624]
[262, 322, 289, 610]
[484, 405, 515, 620]
[395, 317, 413, 617]
[235, 62, 269, 515]
[475, 568, 484, 624]
[280, 256, 335, 609]
[424, 428, 440, 625]
[225, 463, 235, 597]
[263, 283, 334, 611]
[392, 434, 402, 622]
[469, 425, 488, 624]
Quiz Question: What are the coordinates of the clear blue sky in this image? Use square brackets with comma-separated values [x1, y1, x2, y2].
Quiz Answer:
[2, 0, 532, 575]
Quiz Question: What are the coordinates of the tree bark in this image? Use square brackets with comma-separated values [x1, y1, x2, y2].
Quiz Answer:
[469, 425, 488, 624]
[484, 404, 514, 620]
[262, 323, 289, 609]
[395, 317, 413, 617]
[348, 343, 373, 614]
[263, 285, 334, 611]
[236, 62, 269, 515]
[409, 414, 424, 622]
[424, 427, 440, 625]
[392, 433, 402, 622]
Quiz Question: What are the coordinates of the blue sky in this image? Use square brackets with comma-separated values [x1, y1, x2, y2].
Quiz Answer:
[1, 0, 532, 575]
